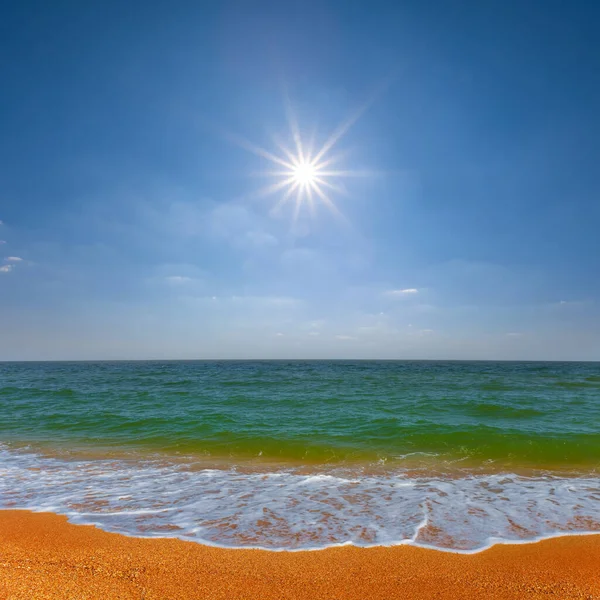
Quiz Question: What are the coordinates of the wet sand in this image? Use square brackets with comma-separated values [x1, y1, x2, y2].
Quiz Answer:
[1, 510, 599, 599]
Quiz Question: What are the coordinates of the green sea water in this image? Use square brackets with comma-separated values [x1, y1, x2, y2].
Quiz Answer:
[1, 360, 599, 551]
[1, 360, 599, 468]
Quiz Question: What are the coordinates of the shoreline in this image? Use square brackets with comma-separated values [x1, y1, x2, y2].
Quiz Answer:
[7, 508, 600, 556]
[4, 442, 599, 552]
[1, 510, 600, 599]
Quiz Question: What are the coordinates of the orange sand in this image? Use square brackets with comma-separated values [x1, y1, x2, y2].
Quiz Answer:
[0, 510, 599, 599]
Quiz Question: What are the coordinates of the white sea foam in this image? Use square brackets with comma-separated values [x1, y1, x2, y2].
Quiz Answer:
[0, 444, 598, 552]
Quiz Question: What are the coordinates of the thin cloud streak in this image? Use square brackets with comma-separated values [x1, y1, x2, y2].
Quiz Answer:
[385, 288, 419, 297]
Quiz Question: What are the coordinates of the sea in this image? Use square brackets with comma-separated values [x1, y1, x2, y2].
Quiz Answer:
[1, 360, 599, 552]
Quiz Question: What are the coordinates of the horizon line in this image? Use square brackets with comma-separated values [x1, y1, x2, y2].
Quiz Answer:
[1, 358, 598, 364]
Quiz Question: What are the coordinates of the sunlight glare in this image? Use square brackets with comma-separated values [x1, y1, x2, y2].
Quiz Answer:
[293, 162, 317, 186]
[229, 93, 379, 222]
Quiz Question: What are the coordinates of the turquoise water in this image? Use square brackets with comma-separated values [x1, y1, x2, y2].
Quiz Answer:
[1, 360, 599, 550]
[1, 360, 599, 466]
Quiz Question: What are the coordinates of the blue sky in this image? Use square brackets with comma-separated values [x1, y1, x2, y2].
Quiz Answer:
[1, 0, 599, 360]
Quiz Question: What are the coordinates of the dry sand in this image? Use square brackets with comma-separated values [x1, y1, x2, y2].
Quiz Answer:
[1, 510, 599, 599]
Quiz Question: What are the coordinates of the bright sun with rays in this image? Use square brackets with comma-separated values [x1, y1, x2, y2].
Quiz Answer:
[260, 137, 350, 221]
[292, 161, 317, 186]
[227, 94, 374, 222]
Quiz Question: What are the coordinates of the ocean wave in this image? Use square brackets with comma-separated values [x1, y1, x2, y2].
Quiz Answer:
[1, 444, 598, 553]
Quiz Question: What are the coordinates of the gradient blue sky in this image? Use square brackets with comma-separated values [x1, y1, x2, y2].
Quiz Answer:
[1, 0, 599, 360]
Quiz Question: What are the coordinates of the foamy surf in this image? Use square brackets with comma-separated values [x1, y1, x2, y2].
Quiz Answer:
[1, 444, 598, 553]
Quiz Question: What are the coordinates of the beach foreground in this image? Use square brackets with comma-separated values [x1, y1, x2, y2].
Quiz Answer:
[1, 511, 599, 599]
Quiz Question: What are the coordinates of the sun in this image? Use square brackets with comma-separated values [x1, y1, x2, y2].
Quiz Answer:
[293, 161, 317, 186]
[226, 94, 374, 222]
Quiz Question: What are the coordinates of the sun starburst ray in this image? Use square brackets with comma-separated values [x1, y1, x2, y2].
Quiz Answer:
[244, 176, 298, 201]
[284, 94, 305, 164]
[312, 177, 348, 196]
[312, 148, 352, 171]
[311, 77, 392, 164]
[226, 133, 295, 170]
[249, 170, 298, 178]
[316, 169, 375, 177]
[303, 126, 318, 164]
[271, 133, 299, 166]
[311, 110, 365, 165]
[292, 189, 304, 223]
[311, 184, 347, 222]
[270, 180, 301, 215]
[305, 185, 316, 217]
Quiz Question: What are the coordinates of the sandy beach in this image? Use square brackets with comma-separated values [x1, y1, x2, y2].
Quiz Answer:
[0, 510, 598, 599]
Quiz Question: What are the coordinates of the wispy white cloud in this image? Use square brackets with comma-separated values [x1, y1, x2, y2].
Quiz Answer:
[4, 256, 22, 262]
[150, 264, 207, 288]
[385, 288, 419, 297]
[164, 275, 193, 284]
[0, 265, 13, 273]
[549, 300, 591, 309]
[506, 332, 523, 337]
[335, 334, 357, 340]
